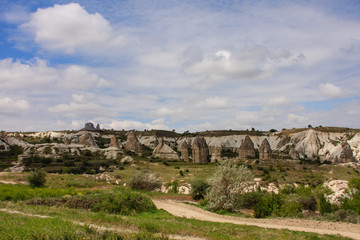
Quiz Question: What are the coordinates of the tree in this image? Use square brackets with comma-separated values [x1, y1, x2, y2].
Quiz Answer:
[27, 170, 46, 187]
[308, 124, 313, 129]
[207, 161, 254, 211]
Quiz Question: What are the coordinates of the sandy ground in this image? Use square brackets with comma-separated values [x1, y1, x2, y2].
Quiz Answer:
[152, 199, 360, 240]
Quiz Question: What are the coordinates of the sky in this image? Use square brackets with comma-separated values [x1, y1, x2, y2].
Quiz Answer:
[0, 0, 360, 132]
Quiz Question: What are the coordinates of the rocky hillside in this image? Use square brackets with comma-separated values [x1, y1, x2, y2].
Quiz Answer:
[0, 127, 359, 172]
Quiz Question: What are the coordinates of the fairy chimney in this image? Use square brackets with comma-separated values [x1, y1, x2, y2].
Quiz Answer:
[211, 146, 222, 162]
[259, 138, 272, 160]
[191, 136, 209, 163]
[339, 141, 356, 163]
[179, 140, 190, 162]
[238, 135, 256, 159]
[125, 131, 142, 155]
[110, 135, 120, 148]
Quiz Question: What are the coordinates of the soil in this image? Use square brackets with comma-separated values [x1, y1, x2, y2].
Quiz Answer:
[152, 199, 360, 240]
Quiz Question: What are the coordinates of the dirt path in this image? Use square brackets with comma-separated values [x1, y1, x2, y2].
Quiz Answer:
[152, 199, 360, 240]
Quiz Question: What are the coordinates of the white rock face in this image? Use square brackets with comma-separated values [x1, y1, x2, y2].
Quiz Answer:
[324, 180, 349, 205]
[152, 138, 180, 160]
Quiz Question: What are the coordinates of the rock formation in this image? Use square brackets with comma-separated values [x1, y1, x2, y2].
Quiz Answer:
[110, 135, 120, 148]
[259, 138, 272, 160]
[82, 122, 96, 131]
[96, 124, 101, 130]
[179, 140, 190, 162]
[191, 137, 209, 163]
[152, 138, 180, 160]
[276, 134, 290, 149]
[238, 135, 256, 159]
[211, 146, 222, 162]
[125, 131, 142, 155]
[339, 141, 356, 163]
[78, 132, 98, 147]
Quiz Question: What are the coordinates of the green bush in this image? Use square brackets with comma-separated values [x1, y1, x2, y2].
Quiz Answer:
[190, 180, 210, 200]
[207, 161, 254, 212]
[235, 191, 265, 209]
[254, 194, 282, 218]
[278, 202, 302, 218]
[92, 190, 156, 215]
[28, 170, 47, 187]
[130, 170, 162, 191]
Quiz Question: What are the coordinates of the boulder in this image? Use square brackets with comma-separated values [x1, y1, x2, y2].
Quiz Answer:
[259, 138, 272, 160]
[125, 131, 142, 155]
[179, 140, 190, 162]
[211, 146, 222, 162]
[191, 137, 209, 163]
[153, 138, 180, 160]
[110, 135, 120, 148]
[238, 135, 256, 159]
[78, 132, 98, 147]
[339, 141, 356, 163]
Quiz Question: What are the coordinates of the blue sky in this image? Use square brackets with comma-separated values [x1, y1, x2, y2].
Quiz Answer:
[0, 0, 360, 132]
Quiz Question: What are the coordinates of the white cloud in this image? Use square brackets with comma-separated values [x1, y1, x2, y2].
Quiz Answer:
[0, 97, 30, 114]
[0, 58, 57, 89]
[319, 83, 344, 99]
[286, 113, 309, 127]
[0, 58, 110, 90]
[105, 120, 170, 130]
[196, 96, 230, 109]
[60, 65, 111, 89]
[21, 3, 126, 54]
[152, 107, 175, 116]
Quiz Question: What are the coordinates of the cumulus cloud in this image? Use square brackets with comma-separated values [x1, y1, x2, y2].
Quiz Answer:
[319, 83, 344, 99]
[21, 3, 126, 54]
[0, 58, 110, 90]
[0, 97, 30, 115]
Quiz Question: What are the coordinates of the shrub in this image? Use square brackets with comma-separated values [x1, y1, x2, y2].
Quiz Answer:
[235, 191, 265, 209]
[130, 170, 162, 191]
[324, 209, 358, 224]
[28, 170, 47, 187]
[278, 202, 302, 218]
[167, 180, 178, 194]
[207, 161, 254, 212]
[254, 193, 282, 218]
[92, 191, 156, 215]
[190, 180, 210, 200]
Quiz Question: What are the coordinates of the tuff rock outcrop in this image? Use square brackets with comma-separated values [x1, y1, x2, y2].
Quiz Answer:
[276, 134, 290, 149]
[152, 138, 180, 160]
[125, 131, 142, 155]
[96, 124, 101, 130]
[211, 146, 222, 162]
[179, 140, 190, 162]
[339, 141, 356, 163]
[110, 135, 120, 148]
[238, 135, 256, 159]
[191, 136, 209, 163]
[78, 132, 98, 148]
[259, 138, 272, 160]
[82, 122, 96, 131]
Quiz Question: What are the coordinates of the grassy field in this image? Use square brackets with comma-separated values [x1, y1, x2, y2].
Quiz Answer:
[0, 200, 350, 240]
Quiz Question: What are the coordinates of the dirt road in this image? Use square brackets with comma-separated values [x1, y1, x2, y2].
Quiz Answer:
[152, 199, 360, 240]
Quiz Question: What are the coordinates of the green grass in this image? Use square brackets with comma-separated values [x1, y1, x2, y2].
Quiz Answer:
[0, 202, 349, 240]
[0, 183, 83, 202]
